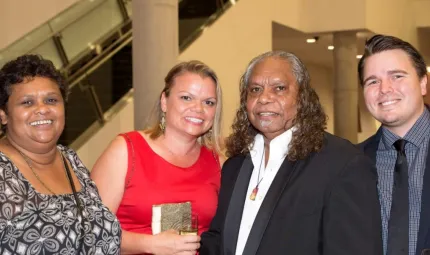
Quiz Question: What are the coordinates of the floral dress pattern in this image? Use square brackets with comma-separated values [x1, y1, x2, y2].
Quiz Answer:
[0, 145, 121, 254]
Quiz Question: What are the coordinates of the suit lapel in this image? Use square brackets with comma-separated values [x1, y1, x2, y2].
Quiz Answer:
[223, 155, 254, 255]
[362, 127, 382, 163]
[363, 124, 430, 254]
[416, 137, 430, 254]
[241, 157, 305, 255]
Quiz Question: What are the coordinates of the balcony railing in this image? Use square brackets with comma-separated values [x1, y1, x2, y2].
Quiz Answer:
[0, 0, 237, 148]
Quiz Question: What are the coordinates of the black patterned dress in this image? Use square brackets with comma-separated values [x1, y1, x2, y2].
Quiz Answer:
[0, 145, 121, 254]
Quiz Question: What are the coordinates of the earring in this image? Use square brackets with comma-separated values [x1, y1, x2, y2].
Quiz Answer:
[206, 128, 213, 140]
[159, 112, 166, 132]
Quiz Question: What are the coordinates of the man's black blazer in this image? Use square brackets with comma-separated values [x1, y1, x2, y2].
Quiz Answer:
[359, 127, 430, 255]
[201, 132, 383, 255]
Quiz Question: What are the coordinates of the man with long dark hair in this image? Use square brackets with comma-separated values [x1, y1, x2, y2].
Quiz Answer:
[201, 51, 382, 255]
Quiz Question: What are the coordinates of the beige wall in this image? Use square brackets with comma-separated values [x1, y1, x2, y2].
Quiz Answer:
[300, 0, 366, 33]
[0, 0, 79, 50]
[272, 0, 422, 48]
[365, 0, 418, 46]
[271, 0, 366, 33]
[271, 0, 301, 31]
[306, 64, 334, 134]
[178, 0, 272, 135]
[414, 0, 430, 28]
[76, 99, 134, 169]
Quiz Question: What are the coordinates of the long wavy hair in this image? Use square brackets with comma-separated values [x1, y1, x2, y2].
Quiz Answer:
[226, 51, 327, 161]
[145, 60, 223, 155]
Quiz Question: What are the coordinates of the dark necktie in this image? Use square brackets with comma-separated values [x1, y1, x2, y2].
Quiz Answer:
[387, 139, 409, 255]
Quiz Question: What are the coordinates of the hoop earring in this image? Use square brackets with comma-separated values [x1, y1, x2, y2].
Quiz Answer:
[159, 112, 166, 132]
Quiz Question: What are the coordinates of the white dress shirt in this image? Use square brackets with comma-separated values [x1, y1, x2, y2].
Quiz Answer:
[235, 129, 293, 255]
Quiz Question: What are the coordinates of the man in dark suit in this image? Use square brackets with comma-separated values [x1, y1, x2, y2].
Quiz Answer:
[358, 35, 430, 255]
[200, 51, 382, 255]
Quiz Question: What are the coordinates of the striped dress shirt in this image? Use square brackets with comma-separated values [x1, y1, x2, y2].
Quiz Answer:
[376, 109, 430, 255]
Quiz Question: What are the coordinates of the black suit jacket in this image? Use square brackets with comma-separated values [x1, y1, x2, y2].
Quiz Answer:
[359, 127, 430, 255]
[201, 132, 383, 255]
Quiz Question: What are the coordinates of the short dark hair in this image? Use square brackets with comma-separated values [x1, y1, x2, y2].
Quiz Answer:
[0, 54, 69, 132]
[358, 34, 428, 86]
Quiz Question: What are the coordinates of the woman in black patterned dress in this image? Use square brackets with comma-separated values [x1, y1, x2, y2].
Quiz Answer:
[0, 55, 121, 254]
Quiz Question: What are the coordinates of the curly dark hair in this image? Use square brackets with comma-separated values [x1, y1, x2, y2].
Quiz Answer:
[226, 51, 327, 161]
[0, 54, 68, 132]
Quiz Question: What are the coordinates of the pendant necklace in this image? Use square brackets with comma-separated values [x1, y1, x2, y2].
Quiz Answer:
[17, 149, 58, 195]
[249, 149, 266, 201]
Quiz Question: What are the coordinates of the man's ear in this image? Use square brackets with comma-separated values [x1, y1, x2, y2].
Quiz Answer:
[0, 108, 8, 126]
[420, 75, 428, 96]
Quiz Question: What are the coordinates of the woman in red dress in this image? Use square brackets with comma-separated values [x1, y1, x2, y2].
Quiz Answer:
[91, 60, 224, 255]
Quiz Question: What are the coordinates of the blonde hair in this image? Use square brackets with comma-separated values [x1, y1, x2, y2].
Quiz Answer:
[145, 60, 223, 155]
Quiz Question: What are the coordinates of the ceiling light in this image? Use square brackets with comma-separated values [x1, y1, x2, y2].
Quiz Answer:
[427, 66, 430, 73]
[356, 55, 363, 59]
[230, 0, 236, 4]
[327, 45, 334, 50]
[306, 38, 316, 43]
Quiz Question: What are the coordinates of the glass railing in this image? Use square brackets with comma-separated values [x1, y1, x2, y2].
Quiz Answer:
[0, 0, 127, 69]
[0, 0, 237, 147]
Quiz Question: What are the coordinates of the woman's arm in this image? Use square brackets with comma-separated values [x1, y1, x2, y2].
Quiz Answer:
[122, 229, 200, 255]
[91, 136, 128, 213]
[91, 136, 200, 254]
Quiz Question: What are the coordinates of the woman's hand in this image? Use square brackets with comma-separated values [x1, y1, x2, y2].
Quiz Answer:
[149, 229, 201, 255]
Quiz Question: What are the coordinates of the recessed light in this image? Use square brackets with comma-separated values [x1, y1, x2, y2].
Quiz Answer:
[328, 45, 334, 50]
[306, 38, 316, 43]
[356, 55, 363, 59]
[427, 66, 430, 73]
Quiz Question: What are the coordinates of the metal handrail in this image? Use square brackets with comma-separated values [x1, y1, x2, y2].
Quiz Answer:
[179, 0, 234, 51]
[1, 0, 237, 147]
[0, 0, 108, 53]
[65, 0, 237, 92]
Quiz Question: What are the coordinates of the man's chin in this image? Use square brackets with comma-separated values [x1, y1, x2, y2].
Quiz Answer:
[379, 117, 401, 127]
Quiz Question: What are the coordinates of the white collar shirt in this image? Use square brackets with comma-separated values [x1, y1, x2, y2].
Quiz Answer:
[235, 129, 293, 255]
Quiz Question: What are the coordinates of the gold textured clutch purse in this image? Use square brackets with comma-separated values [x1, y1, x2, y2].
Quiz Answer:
[152, 202, 191, 234]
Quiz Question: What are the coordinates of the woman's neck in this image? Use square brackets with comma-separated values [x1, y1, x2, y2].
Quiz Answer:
[161, 131, 199, 156]
[5, 137, 58, 166]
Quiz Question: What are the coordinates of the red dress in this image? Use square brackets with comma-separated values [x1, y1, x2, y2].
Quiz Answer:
[116, 131, 221, 238]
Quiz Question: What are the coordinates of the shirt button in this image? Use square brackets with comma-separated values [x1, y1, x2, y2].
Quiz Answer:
[248, 225, 252, 230]
[258, 195, 263, 200]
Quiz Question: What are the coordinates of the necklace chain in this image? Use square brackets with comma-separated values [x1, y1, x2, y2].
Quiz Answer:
[250, 149, 266, 200]
[17, 148, 67, 195]
[255, 150, 265, 186]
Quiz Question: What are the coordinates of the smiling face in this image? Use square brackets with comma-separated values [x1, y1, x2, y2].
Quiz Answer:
[161, 72, 217, 138]
[246, 57, 298, 141]
[0, 76, 65, 152]
[362, 49, 427, 136]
